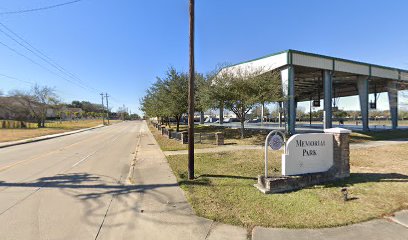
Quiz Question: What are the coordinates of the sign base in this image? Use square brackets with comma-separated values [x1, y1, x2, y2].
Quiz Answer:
[255, 171, 337, 194]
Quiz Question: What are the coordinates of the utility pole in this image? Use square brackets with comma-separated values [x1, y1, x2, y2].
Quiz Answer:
[188, 0, 195, 180]
[100, 93, 105, 125]
[122, 104, 125, 121]
[105, 93, 110, 125]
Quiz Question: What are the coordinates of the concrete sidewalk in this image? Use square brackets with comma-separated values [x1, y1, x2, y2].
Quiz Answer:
[0, 124, 104, 149]
[253, 214, 408, 240]
[128, 122, 247, 240]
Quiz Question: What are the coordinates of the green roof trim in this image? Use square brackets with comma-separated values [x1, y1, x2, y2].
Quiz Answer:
[224, 49, 408, 74]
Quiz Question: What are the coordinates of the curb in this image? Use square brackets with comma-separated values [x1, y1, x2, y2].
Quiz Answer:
[0, 125, 105, 149]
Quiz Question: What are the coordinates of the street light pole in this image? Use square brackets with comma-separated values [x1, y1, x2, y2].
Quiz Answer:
[188, 0, 195, 180]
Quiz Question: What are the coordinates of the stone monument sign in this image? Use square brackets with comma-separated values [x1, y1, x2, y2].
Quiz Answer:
[282, 133, 333, 176]
[256, 128, 351, 194]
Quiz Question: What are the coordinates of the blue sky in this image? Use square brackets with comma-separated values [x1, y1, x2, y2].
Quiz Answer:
[0, 0, 407, 114]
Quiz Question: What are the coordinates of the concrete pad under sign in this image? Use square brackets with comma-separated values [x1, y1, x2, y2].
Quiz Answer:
[252, 219, 408, 240]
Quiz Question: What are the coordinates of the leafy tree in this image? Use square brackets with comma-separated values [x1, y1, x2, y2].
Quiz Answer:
[67, 100, 103, 113]
[165, 68, 189, 130]
[252, 70, 282, 123]
[210, 66, 282, 138]
[333, 110, 348, 119]
[141, 67, 188, 131]
[296, 106, 306, 120]
[251, 105, 271, 118]
[195, 72, 211, 124]
[65, 110, 71, 120]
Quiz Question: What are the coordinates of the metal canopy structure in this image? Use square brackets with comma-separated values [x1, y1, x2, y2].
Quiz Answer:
[220, 49, 408, 134]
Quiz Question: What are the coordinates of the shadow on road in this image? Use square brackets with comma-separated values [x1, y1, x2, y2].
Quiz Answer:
[0, 172, 200, 229]
[0, 173, 179, 199]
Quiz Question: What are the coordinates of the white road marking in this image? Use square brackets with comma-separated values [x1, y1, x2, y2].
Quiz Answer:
[71, 129, 123, 168]
[72, 150, 97, 167]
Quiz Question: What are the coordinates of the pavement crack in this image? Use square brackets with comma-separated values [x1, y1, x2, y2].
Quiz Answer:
[94, 176, 123, 240]
[127, 126, 144, 184]
[0, 187, 41, 216]
[94, 193, 115, 240]
[204, 221, 216, 239]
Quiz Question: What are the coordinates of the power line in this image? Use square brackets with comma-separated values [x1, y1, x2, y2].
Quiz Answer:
[0, 22, 99, 93]
[0, 39, 95, 93]
[0, 73, 34, 85]
[0, 0, 84, 15]
[0, 20, 125, 107]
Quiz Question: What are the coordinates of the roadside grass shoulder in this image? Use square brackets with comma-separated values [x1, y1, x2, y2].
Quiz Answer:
[167, 144, 408, 229]
[0, 120, 122, 142]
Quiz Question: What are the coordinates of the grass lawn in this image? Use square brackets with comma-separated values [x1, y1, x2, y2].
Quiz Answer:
[167, 144, 408, 229]
[350, 129, 408, 143]
[169, 124, 408, 145]
[0, 119, 121, 142]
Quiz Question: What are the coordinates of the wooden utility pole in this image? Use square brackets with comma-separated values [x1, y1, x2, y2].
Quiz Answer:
[100, 93, 105, 125]
[188, 0, 195, 180]
[105, 93, 110, 125]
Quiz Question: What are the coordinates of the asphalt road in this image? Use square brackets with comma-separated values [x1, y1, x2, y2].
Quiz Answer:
[0, 121, 141, 240]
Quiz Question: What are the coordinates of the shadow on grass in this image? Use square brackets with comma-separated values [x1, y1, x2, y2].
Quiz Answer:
[197, 174, 257, 180]
[222, 143, 238, 146]
[177, 173, 211, 186]
[323, 172, 408, 188]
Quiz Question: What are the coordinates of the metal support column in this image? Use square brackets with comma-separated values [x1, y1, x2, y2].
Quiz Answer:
[281, 66, 296, 135]
[357, 76, 369, 131]
[387, 80, 398, 129]
[323, 70, 332, 129]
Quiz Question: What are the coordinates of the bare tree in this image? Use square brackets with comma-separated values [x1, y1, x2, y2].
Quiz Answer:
[12, 85, 59, 127]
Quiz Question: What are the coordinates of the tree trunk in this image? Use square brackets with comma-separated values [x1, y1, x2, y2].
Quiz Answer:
[240, 106, 245, 139]
[200, 111, 204, 124]
[176, 116, 180, 132]
[240, 117, 245, 139]
[219, 101, 224, 125]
